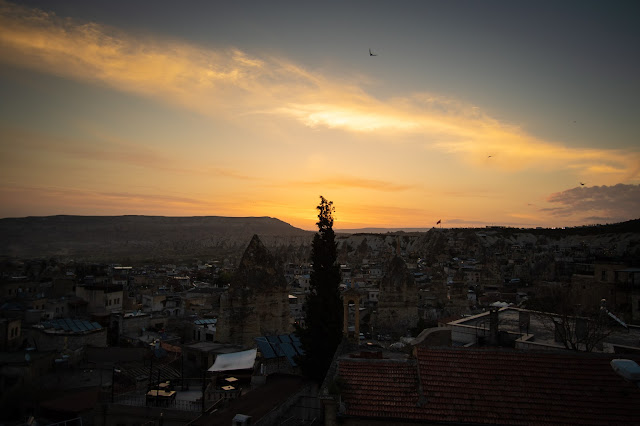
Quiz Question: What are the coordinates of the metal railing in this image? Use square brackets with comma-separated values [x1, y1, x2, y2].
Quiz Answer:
[110, 393, 210, 412]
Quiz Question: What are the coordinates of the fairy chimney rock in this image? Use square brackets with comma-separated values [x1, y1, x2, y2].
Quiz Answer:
[216, 235, 291, 347]
[374, 256, 419, 334]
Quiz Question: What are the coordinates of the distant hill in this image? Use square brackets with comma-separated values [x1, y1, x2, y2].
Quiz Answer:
[0, 215, 313, 261]
[1, 216, 638, 263]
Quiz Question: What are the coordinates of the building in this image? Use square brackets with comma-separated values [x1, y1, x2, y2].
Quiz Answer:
[446, 306, 640, 353]
[28, 318, 107, 352]
[0, 317, 22, 351]
[75, 283, 123, 314]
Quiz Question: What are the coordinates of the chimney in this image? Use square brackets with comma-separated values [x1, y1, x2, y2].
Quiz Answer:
[489, 307, 499, 346]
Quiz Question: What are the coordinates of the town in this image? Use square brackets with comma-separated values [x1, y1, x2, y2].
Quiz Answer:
[3, 0, 640, 424]
[1, 218, 639, 425]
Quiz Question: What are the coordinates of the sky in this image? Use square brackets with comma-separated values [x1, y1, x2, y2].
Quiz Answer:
[0, 0, 639, 231]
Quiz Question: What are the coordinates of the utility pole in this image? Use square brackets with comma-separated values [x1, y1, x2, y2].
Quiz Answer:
[148, 351, 153, 391]
[201, 369, 206, 414]
[156, 369, 161, 407]
[111, 366, 121, 403]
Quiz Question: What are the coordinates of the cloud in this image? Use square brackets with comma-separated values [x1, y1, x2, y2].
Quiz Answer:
[0, 184, 252, 217]
[0, 126, 257, 180]
[297, 176, 413, 192]
[0, 0, 638, 181]
[544, 184, 640, 222]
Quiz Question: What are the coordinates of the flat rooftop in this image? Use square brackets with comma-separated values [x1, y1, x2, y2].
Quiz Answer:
[448, 307, 640, 351]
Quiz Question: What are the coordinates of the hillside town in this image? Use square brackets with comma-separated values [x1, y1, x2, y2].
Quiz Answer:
[1, 223, 640, 425]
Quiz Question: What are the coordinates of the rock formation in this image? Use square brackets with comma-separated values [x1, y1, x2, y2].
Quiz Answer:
[216, 235, 291, 347]
[374, 256, 419, 335]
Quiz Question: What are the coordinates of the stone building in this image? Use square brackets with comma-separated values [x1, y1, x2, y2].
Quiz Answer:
[374, 256, 418, 335]
[216, 235, 291, 347]
[0, 317, 22, 351]
[27, 318, 107, 352]
[75, 283, 123, 314]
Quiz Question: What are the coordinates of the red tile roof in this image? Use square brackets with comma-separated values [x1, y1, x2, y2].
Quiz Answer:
[337, 348, 640, 425]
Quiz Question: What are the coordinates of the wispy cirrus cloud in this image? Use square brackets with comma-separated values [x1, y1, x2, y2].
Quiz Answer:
[297, 176, 413, 192]
[0, 184, 205, 210]
[543, 184, 640, 222]
[0, 126, 257, 180]
[0, 0, 638, 181]
[0, 184, 255, 217]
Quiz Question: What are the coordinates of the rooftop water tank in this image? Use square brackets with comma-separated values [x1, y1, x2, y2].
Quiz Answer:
[610, 359, 640, 382]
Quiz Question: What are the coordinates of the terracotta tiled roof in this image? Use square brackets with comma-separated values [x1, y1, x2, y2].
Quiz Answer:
[337, 348, 640, 425]
[339, 359, 420, 418]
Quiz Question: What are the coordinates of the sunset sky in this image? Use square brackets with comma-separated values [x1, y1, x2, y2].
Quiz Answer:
[1, 1, 639, 230]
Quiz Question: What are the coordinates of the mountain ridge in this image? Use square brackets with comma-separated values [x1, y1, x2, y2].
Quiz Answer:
[0, 215, 313, 260]
[1, 216, 638, 262]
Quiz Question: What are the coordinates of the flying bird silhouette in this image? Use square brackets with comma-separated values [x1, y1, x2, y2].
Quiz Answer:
[369, 48, 377, 56]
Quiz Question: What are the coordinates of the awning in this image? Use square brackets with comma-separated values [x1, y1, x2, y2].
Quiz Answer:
[208, 349, 257, 372]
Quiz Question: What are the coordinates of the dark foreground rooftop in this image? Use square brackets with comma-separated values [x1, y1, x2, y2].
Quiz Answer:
[336, 347, 640, 425]
[191, 374, 307, 426]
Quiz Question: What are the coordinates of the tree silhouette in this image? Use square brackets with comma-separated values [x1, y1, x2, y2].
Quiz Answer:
[296, 196, 343, 382]
[526, 286, 617, 352]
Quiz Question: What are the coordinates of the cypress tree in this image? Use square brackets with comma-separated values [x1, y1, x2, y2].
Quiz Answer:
[297, 196, 343, 382]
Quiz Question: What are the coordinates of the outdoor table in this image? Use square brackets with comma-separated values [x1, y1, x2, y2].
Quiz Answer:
[146, 389, 176, 405]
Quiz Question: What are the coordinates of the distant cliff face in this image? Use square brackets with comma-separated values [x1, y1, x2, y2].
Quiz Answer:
[336, 220, 640, 265]
[0, 215, 313, 260]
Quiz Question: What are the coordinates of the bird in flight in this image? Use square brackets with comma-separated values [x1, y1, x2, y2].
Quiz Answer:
[369, 48, 377, 56]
